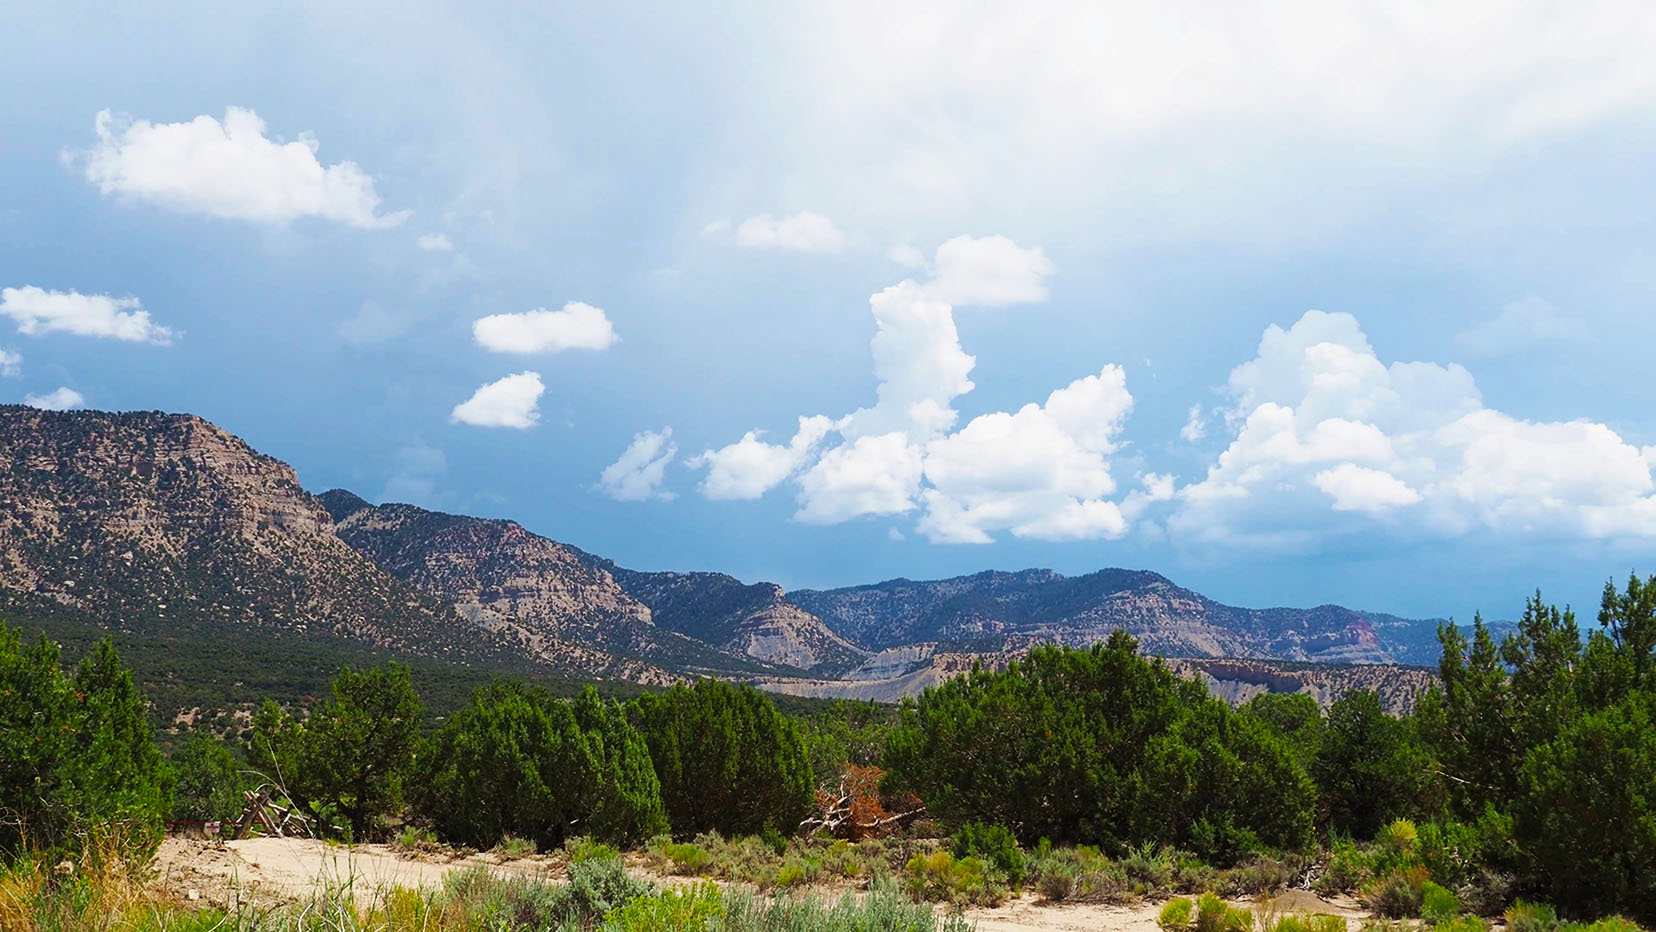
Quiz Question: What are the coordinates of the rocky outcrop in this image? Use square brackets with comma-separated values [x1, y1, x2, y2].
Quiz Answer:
[323, 495, 778, 680]
[0, 407, 481, 659]
[594, 566, 868, 675]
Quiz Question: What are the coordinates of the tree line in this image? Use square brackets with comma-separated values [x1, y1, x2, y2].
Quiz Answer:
[3, 572, 1655, 922]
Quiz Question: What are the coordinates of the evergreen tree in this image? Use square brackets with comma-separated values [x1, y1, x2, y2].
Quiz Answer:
[628, 679, 814, 838]
[169, 734, 248, 822]
[417, 682, 666, 849]
[882, 632, 1314, 859]
[1312, 689, 1430, 838]
[0, 626, 166, 857]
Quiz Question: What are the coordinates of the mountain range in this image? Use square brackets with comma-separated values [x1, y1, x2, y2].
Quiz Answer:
[0, 406, 1447, 715]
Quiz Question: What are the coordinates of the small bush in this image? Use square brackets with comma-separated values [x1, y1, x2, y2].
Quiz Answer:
[1121, 842, 1174, 894]
[567, 836, 621, 863]
[1422, 881, 1461, 925]
[1196, 891, 1254, 932]
[495, 835, 537, 858]
[1365, 866, 1431, 919]
[953, 822, 1026, 886]
[1159, 896, 1196, 930]
[1223, 855, 1294, 897]
[1433, 919, 1486, 932]
[660, 842, 711, 875]
[1316, 842, 1374, 896]
[1039, 862, 1080, 902]
[1506, 900, 1561, 932]
[602, 881, 723, 930]
[1267, 915, 1347, 932]
[904, 850, 1005, 906]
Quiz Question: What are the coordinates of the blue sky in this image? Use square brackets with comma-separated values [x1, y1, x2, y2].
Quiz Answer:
[5, 1, 1656, 623]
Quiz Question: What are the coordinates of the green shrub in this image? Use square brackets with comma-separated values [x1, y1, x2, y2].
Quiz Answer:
[774, 861, 808, 888]
[1422, 881, 1462, 925]
[661, 841, 711, 874]
[628, 679, 813, 839]
[1159, 896, 1195, 930]
[1266, 915, 1347, 932]
[882, 635, 1315, 857]
[1195, 891, 1253, 932]
[0, 631, 167, 859]
[1366, 866, 1430, 919]
[1433, 919, 1486, 932]
[1121, 842, 1175, 894]
[904, 850, 1004, 906]
[1315, 841, 1373, 896]
[496, 834, 537, 858]
[568, 835, 622, 863]
[1505, 900, 1561, 932]
[1039, 861, 1080, 902]
[603, 881, 723, 930]
[419, 683, 667, 851]
[953, 822, 1026, 886]
[167, 733, 247, 822]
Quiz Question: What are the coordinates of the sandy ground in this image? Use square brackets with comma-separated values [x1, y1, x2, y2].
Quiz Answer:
[151, 837, 1368, 931]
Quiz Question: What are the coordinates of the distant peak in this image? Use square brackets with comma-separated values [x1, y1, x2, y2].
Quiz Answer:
[317, 488, 372, 523]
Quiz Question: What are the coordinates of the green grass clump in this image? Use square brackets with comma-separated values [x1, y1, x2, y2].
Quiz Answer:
[565, 835, 621, 863]
[1195, 891, 1253, 932]
[1159, 896, 1196, 930]
[660, 841, 712, 874]
[493, 834, 536, 858]
[1422, 881, 1462, 925]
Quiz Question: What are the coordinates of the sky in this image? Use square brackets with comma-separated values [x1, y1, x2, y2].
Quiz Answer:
[4, 1, 1656, 623]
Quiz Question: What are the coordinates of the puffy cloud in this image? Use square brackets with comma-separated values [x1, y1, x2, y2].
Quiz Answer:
[676, 232, 1153, 541]
[1455, 297, 1583, 357]
[1313, 464, 1423, 512]
[916, 366, 1134, 542]
[24, 387, 84, 411]
[0, 348, 19, 377]
[417, 233, 454, 251]
[734, 211, 846, 252]
[598, 429, 678, 501]
[0, 286, 173, 344]
[1174, 310, 1656, 546]
[1180, 404, 1206, 442]
[796, 433, 924, 523]
[689, 415, 833, 500]
[472, 302, 618, 354]
[926, 235, 1054, 306]
[76, 108, 406, 228]
[450, 371, 544, 429]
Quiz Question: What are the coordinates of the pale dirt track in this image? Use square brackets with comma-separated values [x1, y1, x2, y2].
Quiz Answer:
[152, 837, 1367, 932]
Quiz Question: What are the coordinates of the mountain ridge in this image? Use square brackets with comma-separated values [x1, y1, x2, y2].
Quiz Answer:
[0, 406, 1458, 715]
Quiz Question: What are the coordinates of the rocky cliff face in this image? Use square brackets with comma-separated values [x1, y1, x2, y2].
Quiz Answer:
[595, 566, 868, 675]
[0, 407, 479, 659]
[792, 568, 1447, 665]
[322, 494, 779, 680]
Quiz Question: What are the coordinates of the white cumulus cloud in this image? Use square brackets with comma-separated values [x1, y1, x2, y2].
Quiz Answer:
[76, 108, 407, 228]
[1173, 309, 1656, 546]
[0, 286, 173, 344]
[417, 233, 454, 251]
[472, 302, 618, 354]
[925, 235, 1055, 307]
[0, 348, 19, 377]
[25, 387, 84, 411]
[734, 211, 847, 253]
[669, 232, 1155, 542]
[689, 415, 834, 500]
[598, 429, 678, 501]
[1180, 404, 1206, 442]
[450, 371, 544, 429]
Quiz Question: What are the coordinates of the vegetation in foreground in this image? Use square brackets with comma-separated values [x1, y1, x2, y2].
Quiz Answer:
[5, 573, 1656, 927]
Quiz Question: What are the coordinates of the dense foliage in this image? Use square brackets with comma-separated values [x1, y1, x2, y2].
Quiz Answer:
[882, 630, 1315, 861]
[0, 626, 167, 857]
[627, 678, 815, 838]
[418, 682, 667, 849]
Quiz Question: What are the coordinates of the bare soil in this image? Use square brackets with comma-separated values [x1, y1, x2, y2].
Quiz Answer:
[151, 837, 1368, 931]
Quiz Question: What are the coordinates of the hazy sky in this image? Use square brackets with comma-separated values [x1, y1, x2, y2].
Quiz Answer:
[5, 1, 1656, 621]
